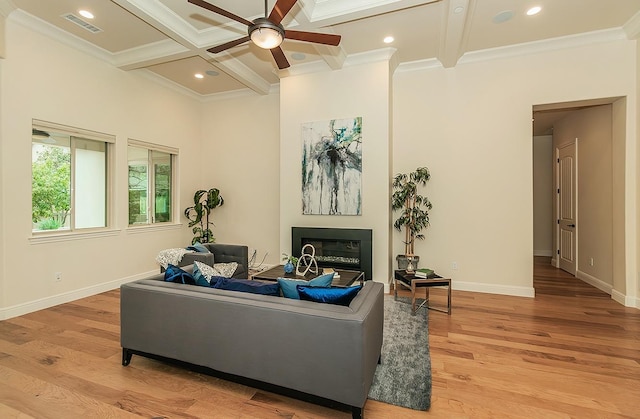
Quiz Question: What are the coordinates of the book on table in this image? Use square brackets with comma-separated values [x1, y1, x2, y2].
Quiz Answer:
[323, 267, 340, 278]
[414, 268, 434, 278]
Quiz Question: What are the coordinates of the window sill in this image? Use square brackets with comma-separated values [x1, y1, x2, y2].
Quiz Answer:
[29, 229, 121, 245]
[127, 223, 183, 234]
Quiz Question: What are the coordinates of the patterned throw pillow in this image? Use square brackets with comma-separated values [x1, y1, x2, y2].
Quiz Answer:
[212, 262, 238, 278]
[193, 261, 217, 287]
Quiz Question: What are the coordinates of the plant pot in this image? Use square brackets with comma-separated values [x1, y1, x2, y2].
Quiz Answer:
[396, 254, 420, 270]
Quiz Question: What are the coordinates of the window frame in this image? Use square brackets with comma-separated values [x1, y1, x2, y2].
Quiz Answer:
[30, 120, 115, 240]
[127, 138, 179, 228]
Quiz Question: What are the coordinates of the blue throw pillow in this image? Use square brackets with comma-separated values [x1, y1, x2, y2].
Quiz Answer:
[214, 277, 280, 296]
[164, 264, 196, 285]
[297, 285, 363, 306]
[277, 273, 334, 299]
[186, 242, 210, 253]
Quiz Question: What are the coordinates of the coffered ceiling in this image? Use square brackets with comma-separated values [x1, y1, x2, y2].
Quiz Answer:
[2, 0, 640, 98]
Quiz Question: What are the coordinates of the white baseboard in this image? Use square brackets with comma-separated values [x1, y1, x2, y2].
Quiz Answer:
[611, 289, 640, 308]
[576, 270, 613, 294]
[453, 281, 535, 298]
[0, 269, 158, 320]
[534, 249, 554, 257]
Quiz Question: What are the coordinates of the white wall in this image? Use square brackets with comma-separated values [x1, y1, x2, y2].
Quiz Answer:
[393, 39, 637, 298]
[279, 57, 394, 285]
[200, 93, 281, 267]
[533, 135, 553, 257]
[554, 105, 614, 287]
[0, 16, 201, 317]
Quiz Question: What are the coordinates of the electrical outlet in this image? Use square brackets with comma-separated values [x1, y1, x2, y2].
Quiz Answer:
[451, 262, 458, 270]
[54, 272, 62, 282]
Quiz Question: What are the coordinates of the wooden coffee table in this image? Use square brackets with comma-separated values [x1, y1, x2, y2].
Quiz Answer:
[252, 265, 364, 287]
[394, 270, 451, 314]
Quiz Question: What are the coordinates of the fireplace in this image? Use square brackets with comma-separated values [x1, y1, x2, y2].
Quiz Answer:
[292, 227, 373, 280]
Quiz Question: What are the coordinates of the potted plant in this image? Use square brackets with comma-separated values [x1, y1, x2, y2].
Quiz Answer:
[391, 167, 432, 272]
[184, 188, 224, 245]
[282, 253, 299, 274]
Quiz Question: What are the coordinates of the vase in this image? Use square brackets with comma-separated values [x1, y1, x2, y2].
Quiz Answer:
[284, 261, 294, 274]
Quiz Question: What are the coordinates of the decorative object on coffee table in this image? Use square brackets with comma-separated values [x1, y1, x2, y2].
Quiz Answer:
[296, 243, 319, 276]
[184, 188, 224, 244]
[281, 253, 298, 274]
[392, 167, 432, 269]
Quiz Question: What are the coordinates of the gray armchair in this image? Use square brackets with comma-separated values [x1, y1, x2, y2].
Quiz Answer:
[179, 243, 249, 279]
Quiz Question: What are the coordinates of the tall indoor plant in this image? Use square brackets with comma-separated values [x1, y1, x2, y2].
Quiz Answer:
[184, 188, 224, 245]
[391, 167, 432, 271]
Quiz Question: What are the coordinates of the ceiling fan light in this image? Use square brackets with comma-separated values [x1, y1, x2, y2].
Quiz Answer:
[251, 27, 283, 49]
[249, 18, 285, 49]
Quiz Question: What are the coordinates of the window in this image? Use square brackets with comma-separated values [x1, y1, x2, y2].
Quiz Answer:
[32, 121, 113, 233]
[128, 140, 177, 225]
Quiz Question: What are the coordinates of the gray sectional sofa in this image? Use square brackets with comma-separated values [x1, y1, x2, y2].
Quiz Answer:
[120, 266, 384, 418]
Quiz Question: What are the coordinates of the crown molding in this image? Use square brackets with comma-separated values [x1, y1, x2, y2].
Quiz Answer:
[9, 9, 115, 64]
[398, 28, 628, 73]
[134, 68, 204, 101]
[0, 0, 15, 18]
[623, 10, 640, 39]
[113, 39, 190, 70]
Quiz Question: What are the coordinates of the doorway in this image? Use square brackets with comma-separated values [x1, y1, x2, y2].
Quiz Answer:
[532, 97, 626, 299]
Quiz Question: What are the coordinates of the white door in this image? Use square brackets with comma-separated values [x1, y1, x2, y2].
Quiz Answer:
[557, 141, 577, 275]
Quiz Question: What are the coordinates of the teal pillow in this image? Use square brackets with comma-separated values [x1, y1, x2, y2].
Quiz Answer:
[297, 285, 362, 306]
[186, 242, 210, 253]
[164, 264, 196, 285]
[277, 273, 334, 299]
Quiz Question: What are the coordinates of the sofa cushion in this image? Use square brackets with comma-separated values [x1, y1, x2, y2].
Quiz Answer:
[214, 277, 280, 296]
[164, 264, 196, 285]
[297, 285, 363, 306]
[277, 273, 334, 299]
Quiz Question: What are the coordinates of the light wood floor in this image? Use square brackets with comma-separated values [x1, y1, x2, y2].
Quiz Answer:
[1, 257, 638, 418]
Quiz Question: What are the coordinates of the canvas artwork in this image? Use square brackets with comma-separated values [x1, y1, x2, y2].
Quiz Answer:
[302, 117, 362, 215]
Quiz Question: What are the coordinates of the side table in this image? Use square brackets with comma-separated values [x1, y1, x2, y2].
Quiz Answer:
[394, 270, 451, 315]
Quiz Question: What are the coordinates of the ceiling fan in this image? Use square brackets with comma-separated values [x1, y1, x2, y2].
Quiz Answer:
[188, 0, 341, 69]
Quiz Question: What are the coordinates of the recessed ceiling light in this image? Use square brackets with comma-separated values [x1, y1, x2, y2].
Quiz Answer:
[194, 73, 204, 79]
[205, 70, 219, 76]
[454, 6, 464, 14]
[383, 36, 394, 44]
[493, 10, 514, 24]
[78, 10, 94, 19]
[291, 52, 305, 61]
[526, 6, 541, 16]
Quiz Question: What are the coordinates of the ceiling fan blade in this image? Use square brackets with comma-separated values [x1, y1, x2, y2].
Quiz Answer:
[270, 47, 290, 69]
[188, 0, 253, 27]
[285, 30, 341, 46]
[207, 36, 250, 53]
[268, 0, 297, 24]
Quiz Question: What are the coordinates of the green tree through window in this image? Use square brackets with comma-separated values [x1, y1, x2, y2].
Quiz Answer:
[32, 146, 71, 229]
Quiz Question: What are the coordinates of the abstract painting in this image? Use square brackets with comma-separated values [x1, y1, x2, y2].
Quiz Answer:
[302, 117, 362, 215]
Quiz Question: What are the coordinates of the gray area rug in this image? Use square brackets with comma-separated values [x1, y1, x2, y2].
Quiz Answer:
[367, 296, 431, 410]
